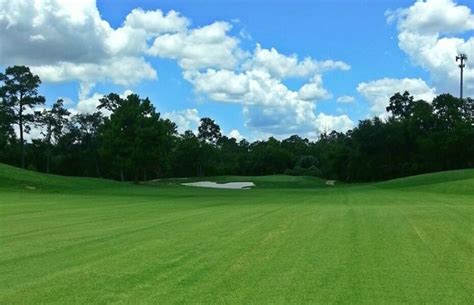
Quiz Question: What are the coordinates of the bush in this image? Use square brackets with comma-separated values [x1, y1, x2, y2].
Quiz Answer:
[285, 165, 321, 177]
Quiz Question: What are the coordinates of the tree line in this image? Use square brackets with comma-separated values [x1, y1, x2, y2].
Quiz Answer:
[1, 66, 473, 182]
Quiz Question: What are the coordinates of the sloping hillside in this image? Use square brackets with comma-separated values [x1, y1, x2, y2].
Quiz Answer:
[0, 163, 122, 193]
[375, 169, 474, 194]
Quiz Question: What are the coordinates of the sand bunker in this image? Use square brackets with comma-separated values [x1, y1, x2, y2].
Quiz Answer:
[182, 181, 255, 189]
[325, 180, 336, 186]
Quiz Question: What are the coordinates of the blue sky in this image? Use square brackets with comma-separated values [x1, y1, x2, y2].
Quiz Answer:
[1, 0, 473, 140]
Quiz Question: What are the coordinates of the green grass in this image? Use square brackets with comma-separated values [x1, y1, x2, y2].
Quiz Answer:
[1, 164, 473, 304]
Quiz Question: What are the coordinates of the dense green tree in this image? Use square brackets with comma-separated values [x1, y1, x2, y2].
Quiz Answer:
[315, 131, 351, 180]
[0, 101, 18, 165]
[248, 137, 292, 175]
[36, 99, 70, 173]
[464, 97, 474, 122]
[409, 100, 435, 131]
[198, 117, 222, 145]
[0, 66, 45, 168]
[0, 99, 15, 150]
[135, 115, 177, 180]
[217, 136, 242, 174]
[98, 93, 176, 181]
[53, 122, 82, 176]
[386, 91, 415, 119]
[285, 155, 321, 177]
[196, 118, 222, 176]
[172, 130, 201, 177]
[432, 94, 467, 130]
[73, 112, 104, 177]
[281, 135, 310, 167]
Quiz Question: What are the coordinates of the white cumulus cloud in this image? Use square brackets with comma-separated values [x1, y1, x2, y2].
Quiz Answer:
[245, 44, 350, 79]
[162, 108, 201, 134]
[337, 95, 355, 104]
[298, 75, 331, 101]
[315, 113, 354, 134]
[124, 8, 189, 36]
[30, 57, 157, 96]
[357, 78, 436, 117]
[0, 0, 354, 137]
[386, 0, 474, 96]
[229, 129, 243, 141]
[184, 43, 350, 135]
[148, 22, 243, 71]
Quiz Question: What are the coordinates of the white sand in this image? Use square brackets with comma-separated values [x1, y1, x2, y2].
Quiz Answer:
[182, 181, 255, 189]
[325, 180, 336, 186]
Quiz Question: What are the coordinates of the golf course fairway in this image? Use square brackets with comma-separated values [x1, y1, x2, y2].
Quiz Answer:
[1, 163, 473, 304]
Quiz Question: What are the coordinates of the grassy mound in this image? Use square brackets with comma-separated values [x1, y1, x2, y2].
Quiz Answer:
[375, 168, 474, 194]
[0, 163, 123, 193]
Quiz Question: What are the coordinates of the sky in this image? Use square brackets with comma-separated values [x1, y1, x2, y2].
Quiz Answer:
[1, 0, 473, 141]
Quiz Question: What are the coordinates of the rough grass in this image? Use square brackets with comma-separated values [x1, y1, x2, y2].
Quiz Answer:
[1, 164, 473, 304]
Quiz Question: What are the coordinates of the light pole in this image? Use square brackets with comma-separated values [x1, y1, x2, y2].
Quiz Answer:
[456, 53, 467, 99]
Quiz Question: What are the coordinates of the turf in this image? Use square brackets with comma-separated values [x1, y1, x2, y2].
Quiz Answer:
[1, 164, 473, 304]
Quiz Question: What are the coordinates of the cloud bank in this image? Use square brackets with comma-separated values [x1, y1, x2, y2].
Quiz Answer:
[0, 0, 355, 138]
